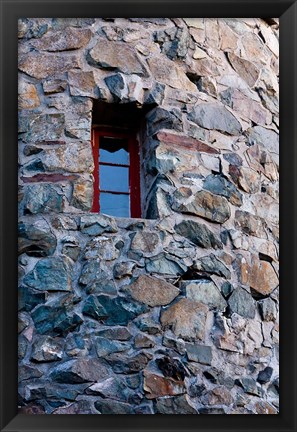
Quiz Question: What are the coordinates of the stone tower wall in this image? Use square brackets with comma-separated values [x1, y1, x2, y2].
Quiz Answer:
[18, 18, 279, 414]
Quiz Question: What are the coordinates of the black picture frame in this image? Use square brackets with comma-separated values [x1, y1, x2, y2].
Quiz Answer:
[0, 1, 296, 431]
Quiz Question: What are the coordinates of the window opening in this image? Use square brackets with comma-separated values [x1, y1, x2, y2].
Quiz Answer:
[91, 128, 141, 218]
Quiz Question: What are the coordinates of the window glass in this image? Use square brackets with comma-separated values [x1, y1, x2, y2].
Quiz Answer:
[100, 192, 130, 217]
[100, 137, 129, 165]
[99, 165, 129, 193]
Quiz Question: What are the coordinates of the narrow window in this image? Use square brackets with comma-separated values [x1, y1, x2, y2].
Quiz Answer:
[91, 128, 141, 218]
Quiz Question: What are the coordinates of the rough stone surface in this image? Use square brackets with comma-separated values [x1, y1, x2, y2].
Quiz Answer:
[228, 288, 256, 319]
[23, 256, 73, 292]
[18, 18, 279, 415]
[161, 298, 208, 341]
[183, 279, 227, 311]
[127, 275, 179, 306]
[89, 39, 147, 76]
[188, 104, 242, 135]
[173, 190, 231, 224]
[175, 219, 222, 249]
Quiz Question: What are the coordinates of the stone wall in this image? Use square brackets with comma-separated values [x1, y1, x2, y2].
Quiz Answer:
[18, 18, 279, 414]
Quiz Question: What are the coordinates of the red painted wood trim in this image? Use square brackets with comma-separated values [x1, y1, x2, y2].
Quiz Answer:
[129, 135, 141, 218]
[91, 129, 100, 212]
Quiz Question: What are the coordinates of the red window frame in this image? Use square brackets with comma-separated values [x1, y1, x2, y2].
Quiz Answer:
[91, 128, 141, 218]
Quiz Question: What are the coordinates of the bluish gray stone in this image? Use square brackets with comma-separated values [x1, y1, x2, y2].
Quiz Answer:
[145, 253, 187, 276]
[235, 377, 264, 397]
[175, 219, 222, 249]
[257, 366, 273, 384]
[228, 287, 256, 319]
[95, 398, 135, 414]
[83, 295, 148, 326]
[23, 256, 73, 292]
[185, 343, 212, 365]
[203, 174, 242, 206]
[95, 337, 129, 357]
[183, 279, 227, 311]
[32, 304, 82, 336]
[155, 395, 197, 414]
[23, 184, 63, 214]
[106, 352, 151, 374]
[194, 254, 231, 279]
[18, 220, 57, 257]
[79, 214, 118, 236]
[50, 358, 110, 384]
[20, 113, 65, 143]
[31, 336, 64, 362]
[18, 286, 47, 312]
[147, 107, 183, 135]
[188, 103, 242, 135]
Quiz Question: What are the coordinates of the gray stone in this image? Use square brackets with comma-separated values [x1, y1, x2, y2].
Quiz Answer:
[173, 190, 231, 224]
[259, 297, 277, 321]
[96, 327, 132, 341]
[43, 77, 67, 94]
[183, 279, 227, 311]
[134, 313, 161, 335]
[246, 126, 279, 157]
[95, 337, 129, 357]
[127, 275, 179, 307]
[155, 395, 197, 414]
[20, 113, 65, 143]
[227, 53, 260, 87]
[147, 107, 183, 135]
[31, 336, 64, 362]
[19, 52, 81, 79]
[188, 103, 242, 135]
[18, 219, 57, 257]
[18, 365, 43, 382]
[203, 174, 242, 206]
[235, 210, 266, 238]
[87, 377, 130, 402]
[95, 398, 135, 414]
[88, 39, 147, 76]
[18, 286, 47, 312]
[83, 294, 148, 326]
[194, 254, 231, 279]
[68, 71, 97, 97]
[145, 253, 187, 276]
[31, 27, 92, 51]
[221, 281, 234, 298]
[185, 343, 212, 365]
[147, 55, 197, 92]
[161, 298, 208, 341]
[228, 288, 256, 319]
[31, 304, 82, 336]
[175, 219, 222, 249]
[23, 184, 63, 214]
[223, 152, 243, 166]
[23, 256, 73, 292]
[130, 230, 161, 255]
[106, 352, 151, 374]
[144, 82, 165, 105]
[50, 358, 110, 384]
[84, 236, 120, 261]
[52, 400, 95, 414]
[201, 386, 233, 406]
[114, 261, 135, 279]
[236, 377, 263, 397]
[79, 214, 118, 235]
[134, 334, 155, 349]
[257, 366, 273, 384]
